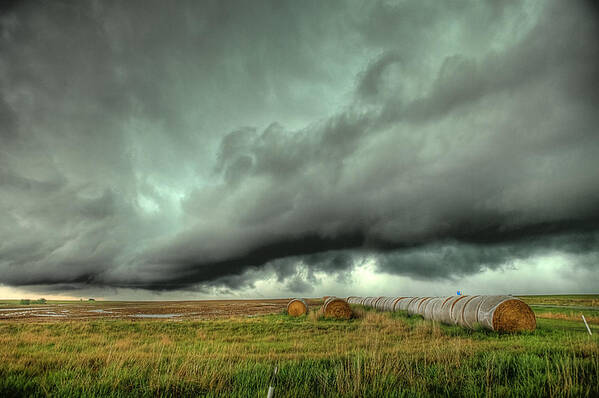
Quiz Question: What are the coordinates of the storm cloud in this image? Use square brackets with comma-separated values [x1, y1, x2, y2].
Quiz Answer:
[1, 0, 598, 295]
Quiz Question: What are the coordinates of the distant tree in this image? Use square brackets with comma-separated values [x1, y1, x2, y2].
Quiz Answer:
[20, 299, 30, 305]
[88, 298, 95, 301]
[38, 298, 47, 304]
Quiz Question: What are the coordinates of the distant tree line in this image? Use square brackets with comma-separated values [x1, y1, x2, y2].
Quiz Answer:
[20, 298, 47, 305]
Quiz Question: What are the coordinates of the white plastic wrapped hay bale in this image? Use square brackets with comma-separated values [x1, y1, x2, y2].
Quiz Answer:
[384, 297, 404, 311]
[450, 295, 472, 325]
[374, 297, 388, 311]
[406, 297, 422, 315]
[461, 296, 486, 329]
[414, 297, 433, 316]
[423, 297, 443, 321]
[476, 296, 536, 332]
[394, 297, 413, 312]
[437, 296, 461, 324]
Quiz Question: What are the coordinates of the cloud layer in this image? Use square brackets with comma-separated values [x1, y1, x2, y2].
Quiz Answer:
[1, 0, 598, 294]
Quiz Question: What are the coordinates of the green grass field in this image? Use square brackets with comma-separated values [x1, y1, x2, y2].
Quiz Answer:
[1, 298, 598, 397]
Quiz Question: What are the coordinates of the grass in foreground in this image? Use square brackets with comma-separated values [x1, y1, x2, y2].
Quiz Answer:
[0, 307, 598, 397]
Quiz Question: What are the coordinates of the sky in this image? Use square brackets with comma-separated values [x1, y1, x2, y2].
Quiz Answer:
[1, 0, 598, 300]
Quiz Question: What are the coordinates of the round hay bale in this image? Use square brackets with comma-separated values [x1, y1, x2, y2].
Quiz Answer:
[406, 297, 422, 315]
[408, 297, 430, 316]
[477, 296, 536, 332]
[369, 297, 377, 307]
[373, 297, 383, 310]
[382, 297, 396, 311]
[369, 297, 379, 307]
[492, 299, 536, 332]
[394, 297, 413, 311]
[374, 297, 388, 311]
[449, 295, 470, 325]
[416, 297, 433, 315]
[430, 297, 448, 321]
[451, 295, 479, 326]
[461, 295, 486, 329]
[384, 297, 397, 311]
[287, 298, 308, 316]
[437, 296, 459, 324]
[423, 297, 442, 320]
[369, 297, 378, 307]
[323, 297, 352, 319]
[421, 297, 437, 318]
[383, 297, 401, 311]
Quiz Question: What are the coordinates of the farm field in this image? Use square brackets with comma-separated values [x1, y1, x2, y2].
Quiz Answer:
[0, 299, 294, 322]
[0, 296, 598, 397]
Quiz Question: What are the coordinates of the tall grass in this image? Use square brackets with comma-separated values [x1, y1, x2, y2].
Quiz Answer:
[0, 309, 597, 397]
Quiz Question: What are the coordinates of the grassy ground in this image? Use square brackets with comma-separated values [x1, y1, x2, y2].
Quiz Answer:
[517, 295, 599, 308]
[1, 302, 598, 397]
[516, 295, 599, 325]
[530, 306, 599, 325]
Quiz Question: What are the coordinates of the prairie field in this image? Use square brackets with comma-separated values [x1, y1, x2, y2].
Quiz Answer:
[0, 296, 598, 397]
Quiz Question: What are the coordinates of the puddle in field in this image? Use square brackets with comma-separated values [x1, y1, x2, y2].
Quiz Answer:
[88, 309, 114, 314]
[0, 307, 47, 311]
[2, 312, 31, 317]
[129, 314, 183, 318]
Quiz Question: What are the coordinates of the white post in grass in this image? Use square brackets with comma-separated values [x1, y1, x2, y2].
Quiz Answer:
[267, 366, 278, 398]
[582, 315, 592, 336]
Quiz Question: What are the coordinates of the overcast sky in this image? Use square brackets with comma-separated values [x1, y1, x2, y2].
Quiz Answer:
[1, 0, 598, 300]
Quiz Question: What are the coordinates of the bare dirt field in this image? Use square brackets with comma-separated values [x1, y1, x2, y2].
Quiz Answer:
[0, 299, 322, 322]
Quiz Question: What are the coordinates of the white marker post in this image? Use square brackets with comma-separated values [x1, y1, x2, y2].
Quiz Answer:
[582, 315, 592, 336]
[267, 366, 278, 398]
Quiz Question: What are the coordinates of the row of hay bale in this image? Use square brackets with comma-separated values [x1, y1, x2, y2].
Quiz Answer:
[348, 295, 536, 333]
[287, 297, 352, 319]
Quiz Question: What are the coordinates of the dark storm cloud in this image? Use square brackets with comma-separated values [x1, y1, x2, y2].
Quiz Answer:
[0, 94, 17, 141]
[356, 52, 402, 101]
[1, 0, 598, 292]
[376, 231, 599, 280]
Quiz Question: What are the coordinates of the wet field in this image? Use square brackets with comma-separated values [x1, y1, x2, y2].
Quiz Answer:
[0, 299, 292, 322]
